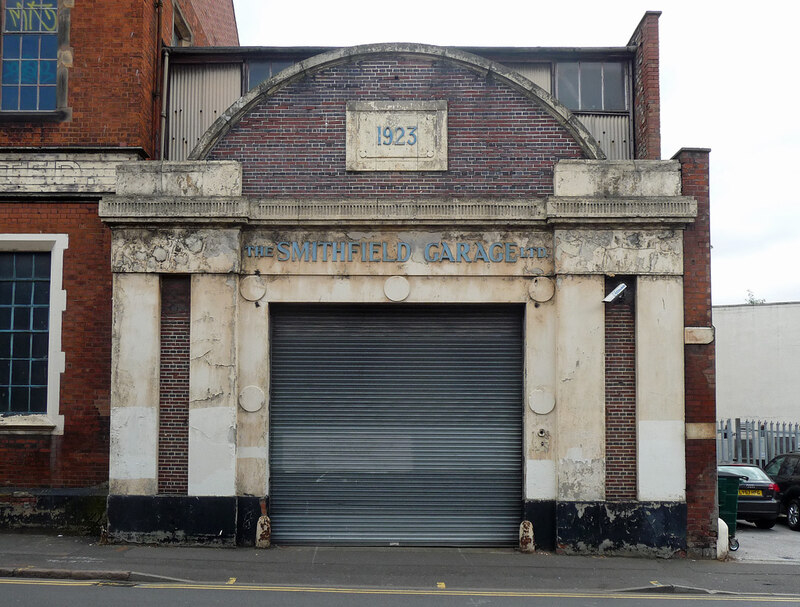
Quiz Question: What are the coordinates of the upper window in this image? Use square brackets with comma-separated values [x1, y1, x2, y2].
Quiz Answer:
[1, 0, 57, 111]
[247, 60, 294, 90]
[556, 61, 628, 112]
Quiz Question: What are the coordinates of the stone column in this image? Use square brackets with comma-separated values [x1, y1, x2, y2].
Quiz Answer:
[555, 274, 606, 501]
[188, 274, 238, 496]
[636, 275, 686, 500]
[236, 276, 270, 497]
[109, 273, 160, 495]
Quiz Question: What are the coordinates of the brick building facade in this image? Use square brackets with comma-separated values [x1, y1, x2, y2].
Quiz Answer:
[0, 0, 236, 532]
[1, 8, 717, 557]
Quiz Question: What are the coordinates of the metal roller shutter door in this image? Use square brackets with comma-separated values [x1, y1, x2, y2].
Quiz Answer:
[269, 304, 523, 545]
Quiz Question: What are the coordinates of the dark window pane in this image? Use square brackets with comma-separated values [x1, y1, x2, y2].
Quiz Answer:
[0, 358, 9, 383]
[30, 360, 47, 385]
[33, 253, 50, 279]
[40, 60, 55, 84]
[40, 34, 56, 58]
[28, 10, 41, 33]
[1, 85, 18, 109]
[21, 35, 39, 58]
[271, 60, 292, 75]
[33, 281, 49, 304]
[15, 253, 33, 277]
[0, 307, 10, 330]
[31, 333, 48, 357]
[580, 62, 602, 111]
[2, 60, 19, 84]
[0, 385, 9, 411]
[603, 62, 626, 110]
[19, 85, 36, 109]
[5, 9, 21, 32]
[0, 255, 12, 276]
[0, 282, 12, 304]
[14, 281, 32, 304]
[4, 34, 21, 59]
[11, 359, 29, 385]
[10, 387, 29, 412]
[12, 332, 30, 358]
[39, 85, 54, 109]
[248, 60, 271, 90]
[29, 386, 46, 412]
[556, 62, 579, 110]
[20, 60, 37, 84]
[32, 307, 47, 330]
[0, 334, 10, 357]
[13, 306, 30, 330]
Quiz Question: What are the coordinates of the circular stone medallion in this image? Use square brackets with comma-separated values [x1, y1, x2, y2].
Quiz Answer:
[384, 276, 410, 302]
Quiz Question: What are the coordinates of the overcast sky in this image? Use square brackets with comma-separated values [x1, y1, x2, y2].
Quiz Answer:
[231, 1, 799, 305]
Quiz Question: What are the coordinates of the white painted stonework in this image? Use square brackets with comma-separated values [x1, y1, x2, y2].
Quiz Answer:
[637, 420, 686, 501]
[526, 459, 557, 500]
[0, 151, 141, 195]
[100, 158, 695, 513]
[188, 406, 237, 496]
[554, 160, 681, 198]
[346, 100, 447, 171]
[189, 275, 238, 496]
[555, 275, 605, 502]
[109, 406, 158, 495]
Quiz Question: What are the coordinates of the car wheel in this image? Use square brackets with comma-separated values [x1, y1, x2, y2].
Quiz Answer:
[788, 499, 800, 531]
[755, 519, 776, 530]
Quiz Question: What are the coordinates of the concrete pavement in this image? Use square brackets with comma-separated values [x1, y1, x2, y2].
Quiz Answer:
[0, 531, 798, 596]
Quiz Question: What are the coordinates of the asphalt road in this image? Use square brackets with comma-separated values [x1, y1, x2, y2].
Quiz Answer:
[2, 578, 800, 607]
[731, 517, 800, 563]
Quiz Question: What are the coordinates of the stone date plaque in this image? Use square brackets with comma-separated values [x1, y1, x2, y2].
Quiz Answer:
[346, 100, 447, 171]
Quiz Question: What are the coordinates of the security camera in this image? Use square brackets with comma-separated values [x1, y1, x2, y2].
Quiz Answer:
[602, 282, 627, 303]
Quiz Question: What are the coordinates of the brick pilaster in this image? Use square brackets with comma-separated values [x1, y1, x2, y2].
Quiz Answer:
[629, 11, 662, 159]
[675, 147, 716, 556]
[605, 277, 637, 500]
[158, 276, 191, 495]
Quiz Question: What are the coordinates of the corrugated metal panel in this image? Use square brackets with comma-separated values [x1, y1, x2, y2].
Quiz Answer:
[502, 62, 551, 93]
[575, 113, 632, 160]
[167, 64, 241, 160]
[269, 304, 523, 546]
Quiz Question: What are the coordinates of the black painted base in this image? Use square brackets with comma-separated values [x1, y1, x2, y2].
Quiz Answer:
[524, 500, 687, 557]
[0, 488, 107, 535]
[107, 495, 264, 546]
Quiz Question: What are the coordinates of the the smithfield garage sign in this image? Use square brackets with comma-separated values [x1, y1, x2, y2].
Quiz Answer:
[99, 43, 710, 557]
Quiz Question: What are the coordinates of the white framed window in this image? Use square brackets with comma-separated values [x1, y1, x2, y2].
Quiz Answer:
[0, 233, 67, 434]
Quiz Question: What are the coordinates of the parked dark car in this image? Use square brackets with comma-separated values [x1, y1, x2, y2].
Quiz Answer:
[718, 464, 781, 529]
[764, 452, 800, 531]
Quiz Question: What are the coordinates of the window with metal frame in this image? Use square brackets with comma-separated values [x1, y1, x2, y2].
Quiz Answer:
[555, 61, 627, 112]
[0, 251, 50, 414]
[1, 0, 57, 111]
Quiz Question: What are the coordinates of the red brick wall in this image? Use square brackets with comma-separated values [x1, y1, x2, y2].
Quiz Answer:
[0, 1, 237, 157]
[208, 58, 587, 196]
[158, 276, 190, 495]
[675, 148, 716, 554]
[605, 278, 637, 500]
[0, 203, 112, 489]
[629, 11, 661, 160]
[181, 0, 239, 46]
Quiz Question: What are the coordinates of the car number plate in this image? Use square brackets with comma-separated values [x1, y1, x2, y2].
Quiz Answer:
[738, 489, 762, 496]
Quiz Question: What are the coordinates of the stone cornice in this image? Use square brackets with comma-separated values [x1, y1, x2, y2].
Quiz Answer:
[100, 196, 696, 228]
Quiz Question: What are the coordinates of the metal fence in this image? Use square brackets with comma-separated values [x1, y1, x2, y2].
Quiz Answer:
[717, 419, 800, 467]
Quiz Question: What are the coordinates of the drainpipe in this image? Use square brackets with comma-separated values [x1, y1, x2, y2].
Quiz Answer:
[152, 0, 164, 158]
[159, 49, 170, 160]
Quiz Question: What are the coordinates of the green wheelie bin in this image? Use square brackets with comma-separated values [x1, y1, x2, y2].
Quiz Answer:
[718, 469, 742, 551]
